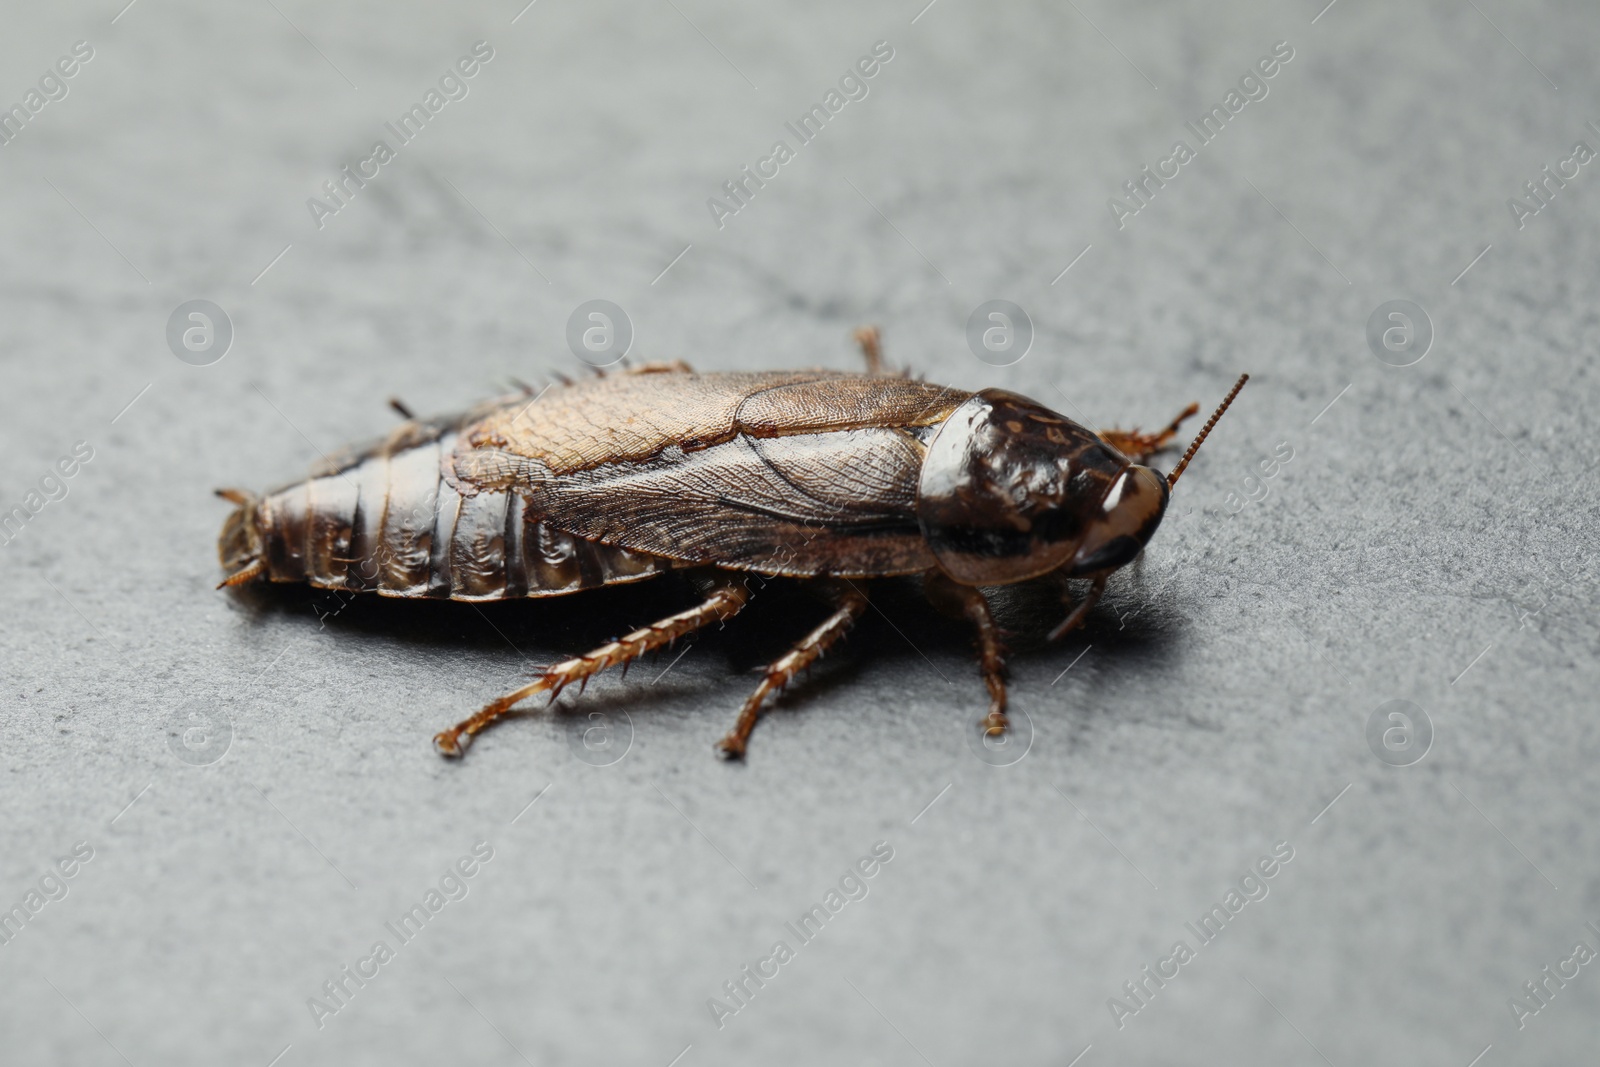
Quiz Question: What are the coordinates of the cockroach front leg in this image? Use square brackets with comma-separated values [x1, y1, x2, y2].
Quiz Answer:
[434, 577, 751, 758]
[1100, 402, 1201, 463]
[1049, 573, 1108, 642]
[716, 582, 870, 759]
[924, 572, 1009, 737]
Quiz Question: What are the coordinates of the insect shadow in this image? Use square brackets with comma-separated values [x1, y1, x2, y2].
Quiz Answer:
[229, 571, 957, 668]
[225, 567, 1185, 740]
[986, 568, 1201, 733]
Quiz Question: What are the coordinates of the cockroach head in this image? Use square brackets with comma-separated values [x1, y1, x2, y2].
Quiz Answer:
[215, 488, 266, 588]
[917, 389, 1170, 586]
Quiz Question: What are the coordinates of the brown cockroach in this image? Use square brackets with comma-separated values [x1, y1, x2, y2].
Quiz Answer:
[217, 329, 1245, 759]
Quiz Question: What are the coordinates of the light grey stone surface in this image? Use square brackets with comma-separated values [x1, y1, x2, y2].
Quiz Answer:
[2, 2, 1598, 1064]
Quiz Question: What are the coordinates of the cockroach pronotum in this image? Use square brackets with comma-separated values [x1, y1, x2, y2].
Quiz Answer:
[216, 329, 1246, 759]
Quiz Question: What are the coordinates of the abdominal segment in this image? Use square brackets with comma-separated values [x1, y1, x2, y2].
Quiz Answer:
[255, 427, 672, 601]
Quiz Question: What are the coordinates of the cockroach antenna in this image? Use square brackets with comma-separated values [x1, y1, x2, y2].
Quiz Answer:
[1166, 373, 1249, 489]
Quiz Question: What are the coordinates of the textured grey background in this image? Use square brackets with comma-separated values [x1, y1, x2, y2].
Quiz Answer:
[2, 1, 1598, 1064]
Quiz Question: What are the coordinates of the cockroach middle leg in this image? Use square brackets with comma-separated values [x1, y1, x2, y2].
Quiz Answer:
[1100, 402, 1201, 463]
[716, 583, 870, 760]
[435, 577, 752, 758]
[924, 572, 1009, 737]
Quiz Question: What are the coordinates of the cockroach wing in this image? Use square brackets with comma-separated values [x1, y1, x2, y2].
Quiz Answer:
[450, 372, 973, 577]
[529, 428, 935, 577]
[460, 371, 966, 473]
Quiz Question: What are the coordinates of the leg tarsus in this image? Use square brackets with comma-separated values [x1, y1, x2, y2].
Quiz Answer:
[716, 583, 869, 759]
[434, 578, 751, 758]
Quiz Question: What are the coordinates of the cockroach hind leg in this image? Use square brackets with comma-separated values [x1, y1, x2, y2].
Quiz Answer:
[214, 487, 257, 506]
[715, 584, 869, 759]
[435, 579, 752, 759]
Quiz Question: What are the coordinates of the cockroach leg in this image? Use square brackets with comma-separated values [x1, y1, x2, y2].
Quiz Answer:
[216, 559, 266, 589]
[1155, 401, 1202, 442]
[434, 578, 752, 758]
[388, 397, 416, 420]
[623, 360, 695, 375]
[924, 572, 1009, 736]
[716, 584, 869, 759]
[853, 326, 885, 376]
[1099, 402, 1200, 462]
[214, 487, 256, 506]
[1049, 573, 1108, 643]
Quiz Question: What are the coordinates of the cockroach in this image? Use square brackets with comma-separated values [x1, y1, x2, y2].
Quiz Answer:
[216, 329, 1245, 759]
